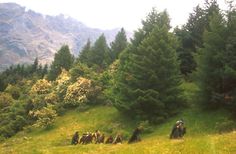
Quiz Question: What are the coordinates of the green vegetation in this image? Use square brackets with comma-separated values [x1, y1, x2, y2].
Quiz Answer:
[48, 45, 74, 81]
[78, 34, 111, 70]
[0, 58, 47, 91]
[175, 0, 221, 75]
[109, 9, 184, 123]
[196, 1, 236, 111]
[0, 1, 236, 153]
[0, 103, 235, 154]
[110, 28, 128, 61]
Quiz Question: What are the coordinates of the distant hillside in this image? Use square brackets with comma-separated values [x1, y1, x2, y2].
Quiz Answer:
[0, 3, 124, 71]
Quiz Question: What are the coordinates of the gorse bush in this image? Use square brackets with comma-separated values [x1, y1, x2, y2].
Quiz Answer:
[29, 105, 57, 128]
[54, 69, 71, 102]
[64, 77, 92, 106]
[55, 69, 70, 87]
[30, 79, 52, 95]
[0, 92, 14, 109]
[45, 92, 59, 105]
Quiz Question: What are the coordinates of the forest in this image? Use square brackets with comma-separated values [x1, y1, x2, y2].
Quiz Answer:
[0, 1, 236, 152]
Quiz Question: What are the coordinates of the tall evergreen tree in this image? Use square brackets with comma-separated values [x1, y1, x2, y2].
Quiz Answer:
[175, 0, 220, 75]
[110, 28, 128, 61]
[89, 34, 110, 69]
[78, 39, 91, 65]
[224, 7, 236, 112]
[48, 45, 74, 81]
[174, 28, 196, 75]
[42, 64, 48, 76]
[196, 10, 227, 107]
[111, 9, 184, 123]
[32, 57, 39, 73]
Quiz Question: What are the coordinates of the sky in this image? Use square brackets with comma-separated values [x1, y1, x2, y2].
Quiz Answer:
[0, 0, 229, 31]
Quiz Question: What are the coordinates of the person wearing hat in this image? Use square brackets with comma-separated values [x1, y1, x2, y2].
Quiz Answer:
[170, 118, 186, 139]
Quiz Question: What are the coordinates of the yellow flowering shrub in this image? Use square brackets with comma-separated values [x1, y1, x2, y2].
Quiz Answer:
[0, 92, 14, 109]
[55, 69, 70, 88]
[44, 92, 59, 104]
[30, 79, 52, 95]
[29, 105, 57, 128]
[64, 77, 92, 106]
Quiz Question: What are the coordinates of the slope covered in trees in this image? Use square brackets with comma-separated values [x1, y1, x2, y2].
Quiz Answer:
[0, 1, 236, 153]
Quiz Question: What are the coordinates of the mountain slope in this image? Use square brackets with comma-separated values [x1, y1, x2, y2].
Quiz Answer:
[0, 3, 121, 71]
[0, 105, 235, 154]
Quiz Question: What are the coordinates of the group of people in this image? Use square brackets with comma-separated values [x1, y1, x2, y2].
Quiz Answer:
[71, 119, 186, 145]
[71, 130, 124, 145]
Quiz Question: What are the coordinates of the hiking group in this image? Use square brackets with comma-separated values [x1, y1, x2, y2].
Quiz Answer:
[71, 119, 186, 145]
[71, 130, 125, 145]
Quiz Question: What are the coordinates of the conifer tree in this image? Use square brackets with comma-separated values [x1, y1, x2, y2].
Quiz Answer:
[32, 57, 39, 72]
[78, 39, 91, 65]
[223, 7, 236, 111]
[176, 0, 221, 74]
[42, 64, 48, 76]
[48, 45, 74, 81]
[110, 28, 128, 61]
[90, 34, 110, 69]
[111, 9, 184, 123]
[196, 10, 227, 107]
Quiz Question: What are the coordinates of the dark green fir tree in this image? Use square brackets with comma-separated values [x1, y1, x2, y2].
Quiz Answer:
[48, 45, 74, 81]
[111, 9, 184, 123]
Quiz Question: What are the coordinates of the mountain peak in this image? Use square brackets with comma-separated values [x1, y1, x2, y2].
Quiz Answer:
[0, 3, 121, 71]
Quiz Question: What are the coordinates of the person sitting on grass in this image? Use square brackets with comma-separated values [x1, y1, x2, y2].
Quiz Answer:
[128, 127, 142, 144]
[94, 130, 101, 143]
[96, 133, 105, 144]
[105, 135, 114, 144]
[170, 119, 186, 139]
[113, 134, 122, 144]
[71, 131, 79, 145]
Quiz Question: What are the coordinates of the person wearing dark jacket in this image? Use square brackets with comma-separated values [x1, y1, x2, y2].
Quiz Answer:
[170, 119, 186, 139]
[128, 127, 142, 143]
[71, 131, 79, 145]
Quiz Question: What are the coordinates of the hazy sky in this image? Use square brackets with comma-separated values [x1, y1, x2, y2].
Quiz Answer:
[1, 0, 229, 31]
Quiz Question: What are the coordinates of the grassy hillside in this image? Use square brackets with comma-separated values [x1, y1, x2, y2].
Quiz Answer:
[0, 104, 236, 154]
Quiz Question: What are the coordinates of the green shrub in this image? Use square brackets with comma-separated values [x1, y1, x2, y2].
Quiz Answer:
[216, 120, 236, 134]
[4, 84, 21, 99]
[0, 135, 6, 142]
[0, 92, 14, 109]
[76, 104, 90, 112]
[29, 105, 57, 128]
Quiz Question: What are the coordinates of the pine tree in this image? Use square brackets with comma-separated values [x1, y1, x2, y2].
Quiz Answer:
[174, 28, 196, 75]
[224, 8, 236, 112]
[110, 28, 128, 61]
[42, 64, 48, 76]
[111, 9, 184, 123]
[48, 45, 74, 81]
[196, 10, 227, 107]
[176, 0, 221, 75]
[90, 34, 110, 69]
[32, 57, 39, 73]
[78, 39, 91, 65]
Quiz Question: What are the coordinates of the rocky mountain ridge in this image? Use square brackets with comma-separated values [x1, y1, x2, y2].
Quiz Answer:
[0, 3, 121, 71]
